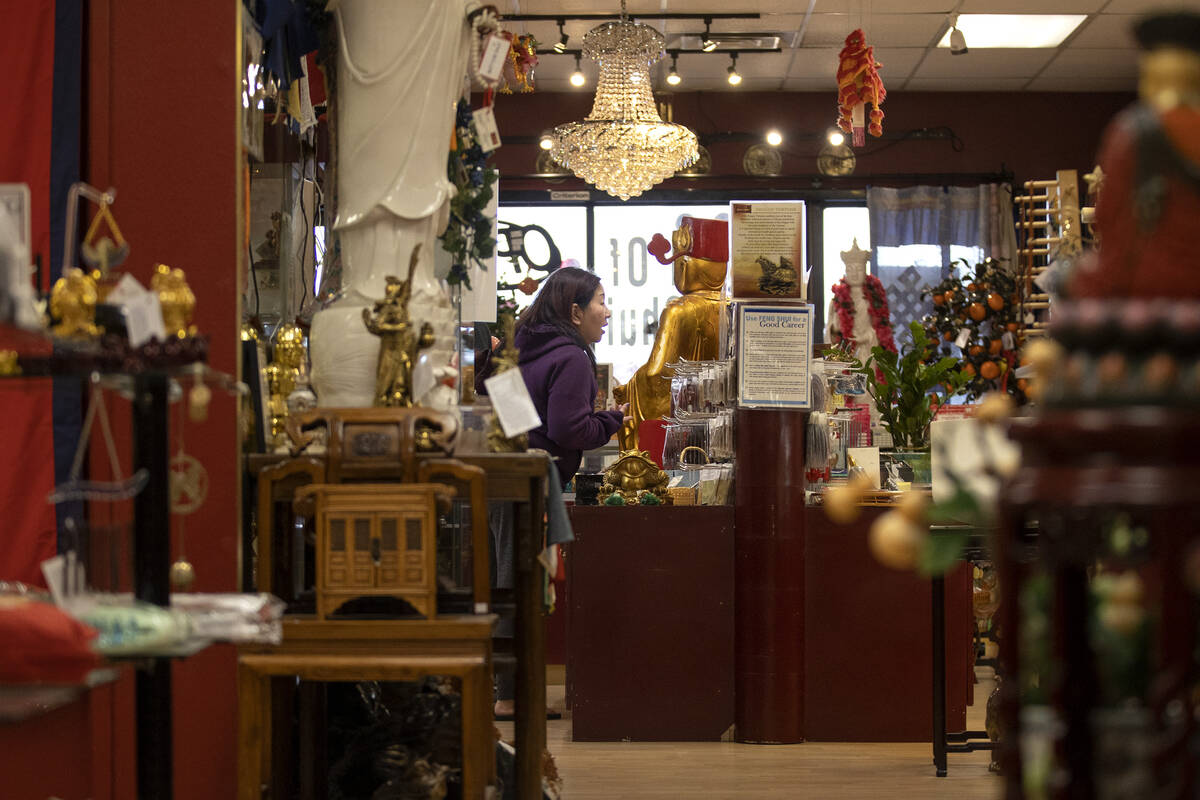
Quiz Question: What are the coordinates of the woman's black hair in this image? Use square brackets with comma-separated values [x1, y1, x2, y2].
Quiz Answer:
[514, 266, 601, 364]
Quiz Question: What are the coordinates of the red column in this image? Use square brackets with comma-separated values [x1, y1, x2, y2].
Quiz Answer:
[734, 407, 807, 743]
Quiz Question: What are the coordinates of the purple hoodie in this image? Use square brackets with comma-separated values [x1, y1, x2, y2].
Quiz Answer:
[514, 323, 623, 483]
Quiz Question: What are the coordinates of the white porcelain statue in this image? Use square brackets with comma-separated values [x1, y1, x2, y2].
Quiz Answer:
[827, 239, 881, 366]
[311, 0, 484, 409]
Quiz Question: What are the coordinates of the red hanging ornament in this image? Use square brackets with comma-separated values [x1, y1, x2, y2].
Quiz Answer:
[836, 29, 886, 147]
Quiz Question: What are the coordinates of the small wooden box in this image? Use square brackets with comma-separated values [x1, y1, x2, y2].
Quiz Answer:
[296, 483, 454, 620]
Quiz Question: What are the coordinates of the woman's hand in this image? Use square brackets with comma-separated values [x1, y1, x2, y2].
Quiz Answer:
[618, 403, 632, 424]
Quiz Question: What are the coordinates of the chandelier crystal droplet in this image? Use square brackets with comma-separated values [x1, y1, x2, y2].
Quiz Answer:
[549, 10, 698, 201]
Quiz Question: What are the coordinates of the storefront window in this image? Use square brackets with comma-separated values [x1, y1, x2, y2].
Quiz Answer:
[493, 206, 588, 317]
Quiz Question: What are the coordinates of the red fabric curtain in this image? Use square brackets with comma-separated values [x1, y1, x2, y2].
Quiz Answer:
[0, 3, 58, 584]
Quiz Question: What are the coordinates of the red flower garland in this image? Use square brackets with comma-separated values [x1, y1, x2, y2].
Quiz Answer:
[831, 276, 897, 354]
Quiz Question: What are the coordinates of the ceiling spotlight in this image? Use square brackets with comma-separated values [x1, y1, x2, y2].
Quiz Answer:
[666, 53, 681, 86]
[553, 19, 569, 54]
[827, 128, 846, 147]
[702, 18, 717, 52]
[948, 16, 968, 55]
[727, 53, 742, 86]
[538, 131, 554, 150]
[766, 129, 783, 147]
[569, 54, 586, 87]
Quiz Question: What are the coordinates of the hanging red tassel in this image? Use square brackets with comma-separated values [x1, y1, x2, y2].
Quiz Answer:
[836, 29, 886, 147]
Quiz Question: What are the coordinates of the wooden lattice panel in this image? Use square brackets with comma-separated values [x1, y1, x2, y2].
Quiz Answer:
[1014, 170, 1082, 341]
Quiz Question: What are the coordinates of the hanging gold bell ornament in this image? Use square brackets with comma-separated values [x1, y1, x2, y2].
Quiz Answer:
[168, 444, 209, 591]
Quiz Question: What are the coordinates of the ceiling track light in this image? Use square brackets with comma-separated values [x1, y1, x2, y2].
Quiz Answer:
[553, 19, 569, 54]
[702, 18, 717, 52]
[727, 52, 741, 86]
[569, 54, 586, 87]
[666, 52, 681, 86]
[765, 128, 782, 146]
[948, 15, 968, 55]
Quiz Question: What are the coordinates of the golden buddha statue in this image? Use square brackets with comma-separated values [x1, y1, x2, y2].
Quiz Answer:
[613, 216, 728, 450]
[362, 245, 435, 408]
[49, 268, 102, 339]
[150, 263, 197, 338]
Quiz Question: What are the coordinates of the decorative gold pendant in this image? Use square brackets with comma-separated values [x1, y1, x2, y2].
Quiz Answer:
[169, 451, 208, 515]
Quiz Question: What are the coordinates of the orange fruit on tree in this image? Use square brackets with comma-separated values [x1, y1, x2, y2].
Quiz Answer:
[1016, 378, 1028, 392]
[968, 345, 984, 356]
[933, 293, 945, 306]
[967, 282, 978, 292]
[987, 293, 1004, 311]
[989, 339, 1003, 355]
[943, 330, 955, 341]
[1006, 322, 1020, 333]
[969, 303, 987, 322]
[963, 363, 977, 377]
[980, 360, 1001, 380]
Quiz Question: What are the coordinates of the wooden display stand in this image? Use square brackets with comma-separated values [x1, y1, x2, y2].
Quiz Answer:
[243, 410, 553, 799]
[240, 408, 498, 799]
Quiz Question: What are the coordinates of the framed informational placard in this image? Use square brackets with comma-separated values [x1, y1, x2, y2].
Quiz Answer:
[736, 303, 813, 408]
[729, 200, 806, 300]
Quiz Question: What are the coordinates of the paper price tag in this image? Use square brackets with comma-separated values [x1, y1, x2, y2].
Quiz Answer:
[123, 292, 167, 348]
[484, 368, 542, 438]
[105, 273, 148, 307]
[472, 106, 501, 152]
[478, 34, 509, 82]
[954, 328, 971, 349]
[1002, 331, 1016, 351]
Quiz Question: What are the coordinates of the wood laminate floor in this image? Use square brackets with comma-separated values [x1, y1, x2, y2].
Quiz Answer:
[498, 668, 1002, 799]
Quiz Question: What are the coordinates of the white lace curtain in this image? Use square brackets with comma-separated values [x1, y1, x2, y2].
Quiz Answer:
[866, 184, 1017, 341]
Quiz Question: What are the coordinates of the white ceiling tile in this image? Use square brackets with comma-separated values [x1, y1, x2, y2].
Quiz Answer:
[785, 48, 843, 78]
[729, 51, 794, 78]
[813, 0, 953, 12]
[1098, 0, 1195, 12]
[1065, 14, 1139, 47]
[870, 48, 927, 80]
[904, 77, 1032, 90]
[802, 13, 947, 47]
[958, 0, 1107, 12]
[1025, 76, 1137, 91]
[661, 15, 808, 35]
[914, 48, 1056, 78]
[1038, 48, 1139, 78]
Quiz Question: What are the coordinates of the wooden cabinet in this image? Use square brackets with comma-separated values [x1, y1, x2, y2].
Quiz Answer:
[302, 484, 451, 620]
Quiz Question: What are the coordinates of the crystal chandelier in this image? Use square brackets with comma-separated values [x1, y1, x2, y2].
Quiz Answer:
[549, 2, 699, 201]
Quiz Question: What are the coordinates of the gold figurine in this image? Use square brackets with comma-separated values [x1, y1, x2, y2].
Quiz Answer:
[614, 216, 728, 450]
[264, 321, 308, 451]
[49, 268, 103, 339]
[150, 263, 198, 338]
[598, 450, 671, 505]
[362, 244, 435, 408]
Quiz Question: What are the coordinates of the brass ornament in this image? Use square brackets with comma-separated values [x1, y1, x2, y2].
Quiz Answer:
[169, 451, 209, 515]
[0, 350, 20, 376]
[362, 244, 435, 408]
[49, 268, 103, 339]
[150, 263, 198, 338]
[597, 450, 671, 505]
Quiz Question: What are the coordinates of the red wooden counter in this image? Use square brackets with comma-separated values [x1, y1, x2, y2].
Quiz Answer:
[566, 504, 972, 742]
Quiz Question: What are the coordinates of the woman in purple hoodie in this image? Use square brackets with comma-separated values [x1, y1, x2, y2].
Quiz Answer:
[512, 266, 626, 482]
[488, 267, 624, 718]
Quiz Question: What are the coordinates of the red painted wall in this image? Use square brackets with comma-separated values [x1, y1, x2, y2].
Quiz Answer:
[488, 90, 1134, 193]
[84, 1, 241, 798]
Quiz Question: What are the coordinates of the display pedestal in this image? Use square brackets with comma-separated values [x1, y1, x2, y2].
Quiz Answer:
[734, 407, 807, 743]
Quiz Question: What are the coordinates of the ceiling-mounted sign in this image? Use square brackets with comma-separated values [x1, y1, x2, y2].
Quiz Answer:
[550, 191, 590, 202]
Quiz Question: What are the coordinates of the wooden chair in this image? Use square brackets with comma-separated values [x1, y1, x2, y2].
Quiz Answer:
[242, 408, 498, 799]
